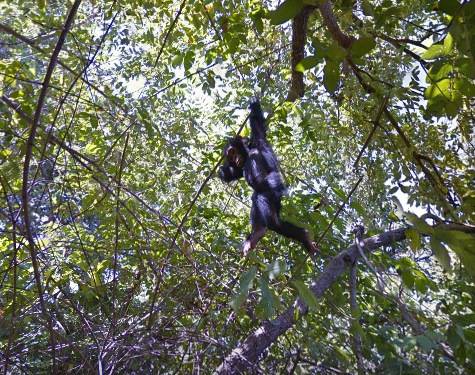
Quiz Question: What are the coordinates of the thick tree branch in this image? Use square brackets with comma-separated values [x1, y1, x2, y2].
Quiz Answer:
[216, 227, 406, 374]
[287, 0, 356, 101]
[287, 6, 312, 101]
[216, 220, 474, 373]
[318, 0, 355, 48]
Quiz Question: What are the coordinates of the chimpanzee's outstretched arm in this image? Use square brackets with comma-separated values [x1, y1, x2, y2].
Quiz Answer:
[249, 100, 267, 141]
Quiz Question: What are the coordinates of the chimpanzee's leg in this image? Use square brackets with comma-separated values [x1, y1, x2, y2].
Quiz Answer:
[264, 193, 318, 254]
[269, 219, 317, 254]
[242, 193, 268, 255]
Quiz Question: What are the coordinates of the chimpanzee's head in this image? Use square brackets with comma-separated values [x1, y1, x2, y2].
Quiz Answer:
[218, 136, 249, 183]
[223, 136, 249, 168]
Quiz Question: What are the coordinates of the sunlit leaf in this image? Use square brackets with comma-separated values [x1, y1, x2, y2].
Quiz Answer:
[295, 55, 321, 72]
[430, 237, 451, 270]
[230, 266, 257, 312]
[406, 228, 421, 251]
[268, 0, 304, 25]
[350, 36, 376, 58]
[422, 44, 447, 60]
[291, 280, 318, 311]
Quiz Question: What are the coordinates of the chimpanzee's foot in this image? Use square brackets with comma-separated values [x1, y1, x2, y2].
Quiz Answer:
[242, 240, 253, 256]
[303, 237, 319, 255]
[309, 241, 319, 255]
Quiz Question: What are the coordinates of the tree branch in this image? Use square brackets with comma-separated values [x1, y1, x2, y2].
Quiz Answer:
[318, 0, 355, 48]
[216, 218, 475, 373]
[216, 227, 407, 374]
[287, 6, 312, 101]
[349, 262, 364, 373]
[19, 0, 82, 371]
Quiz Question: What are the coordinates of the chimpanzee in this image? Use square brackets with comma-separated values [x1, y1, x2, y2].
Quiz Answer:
[219, 100, 317, 255]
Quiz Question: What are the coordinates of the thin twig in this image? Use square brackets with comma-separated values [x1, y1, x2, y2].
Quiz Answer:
[353, 96, 389, 169]
[349, 261, 364, 373]
[153, 0, 187, 68]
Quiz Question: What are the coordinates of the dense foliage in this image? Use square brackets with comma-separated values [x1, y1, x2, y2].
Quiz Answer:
[0, 0, 474, 373]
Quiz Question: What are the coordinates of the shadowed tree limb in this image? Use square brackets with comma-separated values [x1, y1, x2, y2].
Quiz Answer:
[215, 219, 475, 373]
[19, 1, 82, 372]
[287, 0, 356, 102]
[287, 6, 313, 101]
[216, 227, 407, 374]
[318, 0, 355, 48]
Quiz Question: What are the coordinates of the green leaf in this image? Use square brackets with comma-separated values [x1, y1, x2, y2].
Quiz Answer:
[417, 335, 437, 352]
[257, 276, 279, 318]
[464, 328, 475, 344]
[268, 0, 304, 25]
[350, 200, 365, 215]
[422, 44, 448, 60]
[361, 0, 374, 16]
[433, 229, 475, 278]
[399, 267, 415, 289]
[350, 36, 376, 58]
[457, 57, 475, 79]
[413, 269, 433, 293]
[444, 33, 454, 53]
[295, 55, 321, 72]
[291, 280, 318, 311]
[438, 0, 461, 16]
[453, 314, 475, 327]
[388, 211, 400, 222]
[253, 17, 264, 34]
[428, 61, 453, 82]
[406, 228, 421, 251]
[171, 54, 183, 68]
[323, 60, 340, 93]
[266, 259, 287, 280]
[447, 325, 463, 348]
[388, 186, 398, 195]
[458, 78, 475, 97]
[430, 237, 451, 270]
[404, 212, 434, 234]
[424, 78, 462, 104]
[434, 229, 475, 255]
[402, 336, 418, 350]
[334, 347, 351, 363]
[326, 43, 346, 62]
[230, 266, 257, 312]
[332, 186, 346, 200]
[184, 50, 195, 71]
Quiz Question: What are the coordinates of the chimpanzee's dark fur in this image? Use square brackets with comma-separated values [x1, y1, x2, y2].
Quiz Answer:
[219, 100, 317, 255]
